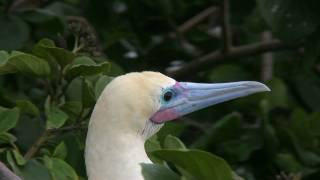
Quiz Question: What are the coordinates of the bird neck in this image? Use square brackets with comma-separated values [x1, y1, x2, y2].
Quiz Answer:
[85, 104, 151, 180]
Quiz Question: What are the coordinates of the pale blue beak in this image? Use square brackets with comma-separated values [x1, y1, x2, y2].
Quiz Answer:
[151, 81, 270, 124]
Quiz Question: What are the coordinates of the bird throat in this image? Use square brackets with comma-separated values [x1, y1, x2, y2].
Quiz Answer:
[85, 111, 154, 180]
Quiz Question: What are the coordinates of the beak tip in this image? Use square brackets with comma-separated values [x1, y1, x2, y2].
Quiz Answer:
[243, 81, 271, 92]
[259, 83, 271, 92]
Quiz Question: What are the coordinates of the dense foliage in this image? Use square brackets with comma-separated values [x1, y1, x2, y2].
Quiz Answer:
[0, 0, 320, 180]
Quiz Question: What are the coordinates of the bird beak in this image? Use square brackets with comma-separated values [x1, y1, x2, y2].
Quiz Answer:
[151, 81, 270, 124]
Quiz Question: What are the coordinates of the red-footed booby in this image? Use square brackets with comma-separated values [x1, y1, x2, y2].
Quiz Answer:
[85, 71, 270, 180]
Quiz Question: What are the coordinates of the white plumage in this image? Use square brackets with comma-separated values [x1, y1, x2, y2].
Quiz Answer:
[85, 71, 270, 180]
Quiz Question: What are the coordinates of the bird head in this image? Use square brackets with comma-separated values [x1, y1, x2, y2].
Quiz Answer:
[98, 71, 270, 139]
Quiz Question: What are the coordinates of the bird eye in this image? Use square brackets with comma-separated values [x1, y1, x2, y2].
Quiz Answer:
[163, 90, 173, 102]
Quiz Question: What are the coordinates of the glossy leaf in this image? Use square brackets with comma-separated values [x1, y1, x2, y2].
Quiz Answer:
[0, 50, 9, 65]
[53, 142, 67, 160]
[0, 15, 30, 50]
[43, 156, 79, 180]
[12, 149, 26, 165]
[145, 135, 162, 164]
[152, 149, 234, 180]
[82, 78, 95, 108]
[141, 163, 180, 180]
[163, 135, 186, 149]
[0, 53, 51, 76]
[0, 132, 17, 144]
[33, 38, 75, 67]
[61, 101, 82, 121]
[16, 100, 40, 117]
[21, 160, 51, 180]
[65, 56, 110, 80]
[0, 107, 20, 134]
[94, 75, 113, 99]
[45, 101, 68, 129]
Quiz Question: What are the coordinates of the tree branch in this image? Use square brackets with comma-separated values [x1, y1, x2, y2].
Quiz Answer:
[175, 6, 218, 35]
[24, 131, 49, 160]
[167, 40, 302, 79]
[24, 110, 90, 159]
[221, 0, 232, 52]
[0, 161, 21, 180]
[48, 122, 87, 134]
[260, 31, 273, 81]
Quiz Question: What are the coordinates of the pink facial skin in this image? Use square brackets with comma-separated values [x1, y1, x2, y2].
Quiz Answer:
[150, 108, 179, 124]
[150, 82, 186, 124]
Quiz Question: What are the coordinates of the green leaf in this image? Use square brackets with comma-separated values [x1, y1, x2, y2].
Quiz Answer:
[191, 112, 242, 149]
[45, 101, 68, 129]
[53, 142, 67, 160]
[43, 156, 79, 180]
[145, 135, 162, 153]
[21, 9, 65, 34]
[0, 50, 9, 65]
[46, 107, 68, 129]
[292, 71, 320, 111]
[145, 135, 163, 164]
[61, 101, 82, 121]
[0, 107, 20, 134]
[257, 0, 318, 41]
[157, 122, 186, 142]
[264, 78, 289, 108]
[289, 108, 314, 147]
[66, 61, 110, 79]
[0, 52, 51, 76]
[280, 128, 320, 166]
[12, 149, 27, 165]
[0, 15, 30, 50]
[21, 160, 51, 180]
[33, 38, 75, 67]
[82, 78, 95, 108]
[65, 56, 110, 80]
[16, 100, 40, 117]
[152, 149, 234, 180]
[220, 132, 262, 162]
[0, 132, 17, 144]
[65, 78, 82, 102]
[309, 112, 320, 137]
[141, 163, 180, 180]
[275, 153, 302, 173]
[6, 150, 22, 176]
[94, 75, 113, 99]
[163, 135, 186, 149]
[108, 62, 125, 76]
[70, 56, 95, 66]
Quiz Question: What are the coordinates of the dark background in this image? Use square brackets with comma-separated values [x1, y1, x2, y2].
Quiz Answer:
[0, 0, 320, 180]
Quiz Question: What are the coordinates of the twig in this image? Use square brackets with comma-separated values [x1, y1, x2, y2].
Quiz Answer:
[221, 0, 232, 52]
[24, 131, 49, 160]
[175, 6, 218, 35]
[48, 122, 87, 134]
[167, 40, 302, 79]
[23, 109, 91, 159]
[0, 161, 21, 180]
